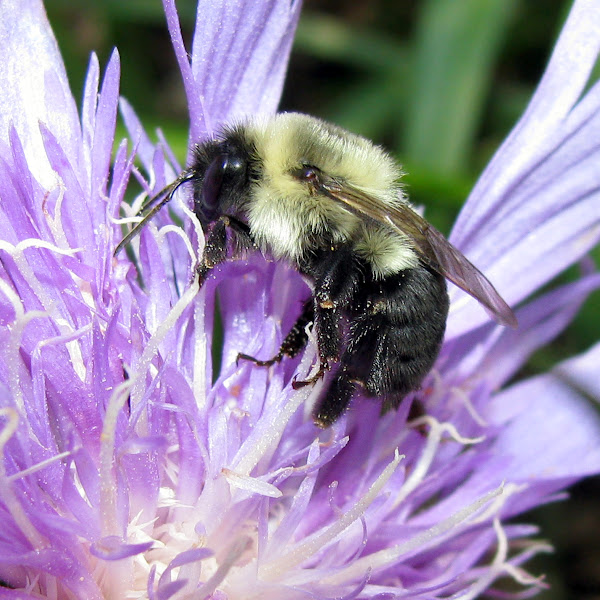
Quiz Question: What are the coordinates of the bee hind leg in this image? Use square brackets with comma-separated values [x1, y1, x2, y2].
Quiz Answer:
[312, 365, 357, 428]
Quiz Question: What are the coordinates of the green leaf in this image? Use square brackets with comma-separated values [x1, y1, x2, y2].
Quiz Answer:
[405, 0, 517, 175]
[294, 12, 406, 73]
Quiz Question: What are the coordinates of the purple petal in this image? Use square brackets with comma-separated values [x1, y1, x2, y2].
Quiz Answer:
[90, 50, 120, 203]
[446, 271, 600, 388]
[80, 53, 100, 176]
[489, 347, 600, 480]
[163, 0, 302, 145]
[553, 340, 600, 401]
[0, 0, 81, 186]
[90, 536, 153, 560]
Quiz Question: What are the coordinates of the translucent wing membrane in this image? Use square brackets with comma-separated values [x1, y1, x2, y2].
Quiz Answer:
[422, 225, 518, 327]
[319, 176, 518, 328]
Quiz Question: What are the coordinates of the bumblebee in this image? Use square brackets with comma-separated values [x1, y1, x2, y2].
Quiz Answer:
[117, 113, 516, 427]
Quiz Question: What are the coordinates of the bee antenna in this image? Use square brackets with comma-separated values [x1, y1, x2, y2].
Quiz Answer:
[114, 170, 195, 256]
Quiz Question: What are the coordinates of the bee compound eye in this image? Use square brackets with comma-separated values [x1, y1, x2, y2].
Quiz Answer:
[200, 155, 226, 212]
[200, 153, 247, 214]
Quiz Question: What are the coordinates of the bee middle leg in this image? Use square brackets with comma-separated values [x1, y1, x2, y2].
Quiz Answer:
[293, 247, 361, 388]
[291, 298, 341, 389]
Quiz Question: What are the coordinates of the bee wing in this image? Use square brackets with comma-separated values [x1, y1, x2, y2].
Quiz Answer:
[320, 178, 517, 328]
[418, 223, 518, 328]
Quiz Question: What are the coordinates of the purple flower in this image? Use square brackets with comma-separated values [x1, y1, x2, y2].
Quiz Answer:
[0, 1, 599, 599]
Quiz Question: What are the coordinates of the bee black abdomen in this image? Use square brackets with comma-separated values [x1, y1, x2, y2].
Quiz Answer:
[313, 265, 449, 427]
[346, 266, 449, 397]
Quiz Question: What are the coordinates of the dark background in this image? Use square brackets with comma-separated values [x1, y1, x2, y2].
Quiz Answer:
[44, 1, 600, 597]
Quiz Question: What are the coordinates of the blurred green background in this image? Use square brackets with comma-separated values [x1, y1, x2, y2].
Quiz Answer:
[44, 0, 600, 597]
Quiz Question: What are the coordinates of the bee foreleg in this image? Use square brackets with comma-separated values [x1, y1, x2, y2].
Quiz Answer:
[196, 215, 253, 284]
[238, 299, 314, 366]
